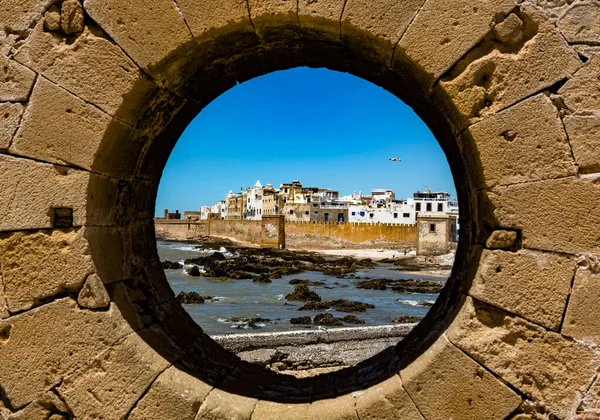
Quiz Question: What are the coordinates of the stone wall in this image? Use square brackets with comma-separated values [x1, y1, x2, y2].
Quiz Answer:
[286, 221, 417, 249]
[2, 0, 600, 418]
[154, 219, 208, 241]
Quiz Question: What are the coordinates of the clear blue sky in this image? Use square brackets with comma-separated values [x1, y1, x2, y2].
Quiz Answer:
[155, 67, 456, 215]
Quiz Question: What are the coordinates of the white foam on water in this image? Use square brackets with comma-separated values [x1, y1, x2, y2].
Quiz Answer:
[397, 299, 420, 307]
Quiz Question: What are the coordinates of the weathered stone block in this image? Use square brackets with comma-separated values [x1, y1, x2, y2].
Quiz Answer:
[298, 0, 345, 42]
[248, 0, 299, 40]
[355, 374, 423, 420]
[128, 364, 212, 420]
[0, 155, 90, 231]
[341, 0, 425, 63]
[464, 94, 576, 187]
[562, 266, 600, 342]
[563, 113, 600, 172]
[397, 0, 515, 87]
[486, 229, 517, 249]
[401, 334, 520, 419]
[252, 400, 310, 420]
[175, 0, 252, 39]
[487, 176, 600, 254]
[0, 228, 95, 313]
[437, 5, 581, 127]
[0, 103, 24, 149]
[0, 277, 9, 319]
[14, 24, 159, 125]
[0, 298, 133, 409]
[493, 12, 523, 45]
[83, 0, 192, 72]
[470, 249, 576, 330]
[307, 394, 357, 420]
[558, 2, 600, 44]
[77, 273, 110, 309]
[195, 387, 257, 420]
[0, 57, 36, 102]
[0, 0, 54, 33]
[61, 0, 84, 34]
[559, 55, 600, 113]
[10, 77, 138, 176]
[44, 5, 61, 31]
[58, 326, 182, 419]
[447, 297, 600, 418]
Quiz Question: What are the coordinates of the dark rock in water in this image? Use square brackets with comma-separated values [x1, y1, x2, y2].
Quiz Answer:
[356, 279, 387, 290]
[341, 315, 365, 324]
[184, 252, 226, 266]
[322, 266, 355, 278]
[330, 299, 375, 312]
[176, 291, 211, 304]
[253, 273, 272, 283]
[289, 279, 325, 286]
[186, 266, 201, 277]
[314, 313, 343, 326]
[290, 316, 312, 325]
[285, 284, 321, 302]
[297, 301, 331, 311]
[391, 316, 423, 323]
[391, 280, 443, 294]
[379, 258, 397, 264]
[418, 300, 434, 307]
[161, 260, 182, 270]
[298, 299, 375, 312]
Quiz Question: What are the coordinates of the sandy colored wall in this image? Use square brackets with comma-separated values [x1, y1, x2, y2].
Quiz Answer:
[208, 219, 262, 245]
[286, 221, 417, 249]
[154, 219, 208, 241]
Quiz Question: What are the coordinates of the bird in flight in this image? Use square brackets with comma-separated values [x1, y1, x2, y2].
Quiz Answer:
[389, 157, 401, 162]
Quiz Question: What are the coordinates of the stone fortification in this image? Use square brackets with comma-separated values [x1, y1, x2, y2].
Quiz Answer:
[2, 0, 600, 418]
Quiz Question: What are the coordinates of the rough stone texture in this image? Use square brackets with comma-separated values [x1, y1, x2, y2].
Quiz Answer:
[579, 374, 600, 414]
[342, 0, 425, 61]
[77, 273, 110, 309]
[0, 57, 37, 102]
[0, 154, 112, 231]
[464, 94, 576, 187]
[562, 267, 600, 342]
[10, 77, 137, 175]
[438, 5, 582, 129]
[469, 249, 576, 330]
[195, 387, 257, 420]
[0, 103, 23, 150]
[43, 5, 61, 32]
[252, 400, 310, 419]
[298, 0, 345, 42]
[307, 394, 357, 420]
[447, 297, 600, 418]
[83, 0, 193, 72]
[401, 335, 521, 419]
[0, 276, 9, 319]
[175, 0, 252, 39]
[248, 0, 299, 40]
[559, 55, 600, 113]
[0, 298, 133, 409]
[0, 228, 95, 313]
[14, 23, 158, 125]
[493, 12, 523, 44]
[486, 229, 517, 249]
[487, 176, 600, 254]
[128, 364, 212, 419]
[0, 0, 54, 33]
[397, 0, 515, 86]
[61, 0, 85, 34]
[355, 374, 423, 420]
[563, 113, 600, 172]
[58, 326, 182, 419]
[558, 1, 600, 44]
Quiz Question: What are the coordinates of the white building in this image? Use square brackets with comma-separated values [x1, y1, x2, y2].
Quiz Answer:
[348, 201, 415, 224]
[246, 180, 263, 220]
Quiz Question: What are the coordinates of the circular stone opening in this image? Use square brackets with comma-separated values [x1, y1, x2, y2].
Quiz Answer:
[154, 66, 460, 376]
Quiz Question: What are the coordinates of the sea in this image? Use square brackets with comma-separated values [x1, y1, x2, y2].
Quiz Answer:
[157, 241, 446, 335]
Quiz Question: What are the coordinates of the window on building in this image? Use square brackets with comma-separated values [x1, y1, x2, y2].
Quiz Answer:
[351, 211, 356, 216]
[307, 197, 311, 203]
[285, 188, 288, 193]
[403, 213, 410, 218]
[393, 213, 398, 218]
[437, 203, 443, 212]
[359, 211, 365, 217]
[289, 209, 294, 214]
[369, 213, 374, 218]
[283, 198, 286, 203]
[426, 203, 432, 212]
[305, 211, 309, 215]
[314, 211, 318, 214]
[430, 223, 436, 232]
[416, 203, 421, 212]
[313, 203, 318, 207]
[324, 213, 329, 222]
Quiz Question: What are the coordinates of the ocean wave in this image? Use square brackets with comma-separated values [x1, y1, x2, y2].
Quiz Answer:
[397, 299, 420, 307]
